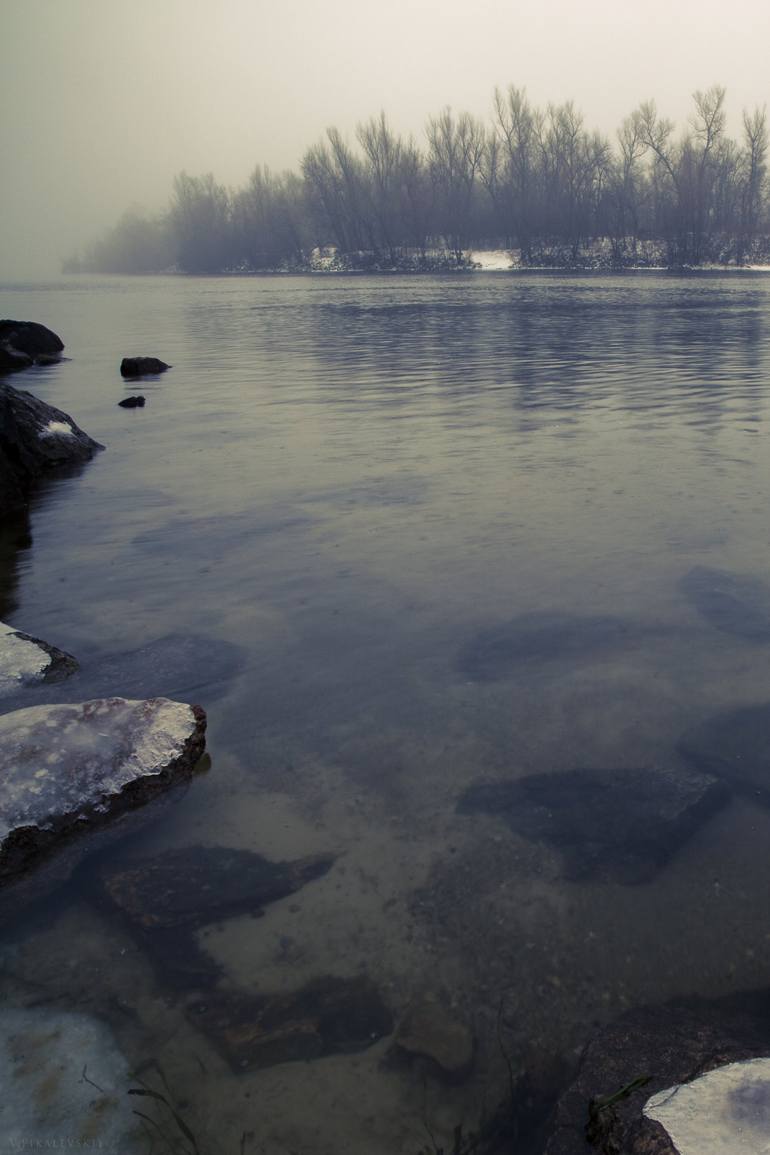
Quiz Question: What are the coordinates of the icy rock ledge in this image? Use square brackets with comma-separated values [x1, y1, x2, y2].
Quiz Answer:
[643, 1057, 770, 1155]
[0, 620, 78, 696]
[0, 697, 207, 886]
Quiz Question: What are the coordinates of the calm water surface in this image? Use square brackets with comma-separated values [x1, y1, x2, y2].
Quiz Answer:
[2, 273, 770, 1152]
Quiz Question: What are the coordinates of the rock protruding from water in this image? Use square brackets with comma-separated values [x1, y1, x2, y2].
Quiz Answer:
[120, 356, 170, 377]
[680, 566, 770, 642]
[457, 613, 640, 680]
[457, 766, 729, 883]
[0, 621, 78, 697]
[0, 320, 64, 375]
[118, 395, 145, 408]
[679, 702, 770, 804]
[0, 382, 104, 515]
[0, 1005, 144, 1150]
[394, 994, 474, 1081]
[188, 976, 393, 1071]
[0, 697, 207, 883]
[543, 991, 770, 1154]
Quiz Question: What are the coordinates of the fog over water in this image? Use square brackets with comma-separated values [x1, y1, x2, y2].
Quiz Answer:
[3, 0, 770, 276]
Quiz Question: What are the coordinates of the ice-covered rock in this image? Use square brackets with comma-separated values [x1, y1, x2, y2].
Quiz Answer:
[0, 1005, 143, 1149]
[0, 620, 78, 696]
[0, 697, 206, 889]
[643, 1057, 770, 1154]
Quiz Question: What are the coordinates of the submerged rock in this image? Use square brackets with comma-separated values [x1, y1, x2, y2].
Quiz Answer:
[120, 356, 170, 377]
[679, 702, 770, 804]
[543, 990, 770, 1154]
[0, 1005, 143, 1150]
[0, 620, 78, 697]
[92, 845, 335, 988]
[680, 566, 770, 642]
[0, 697, 206, 885]
[394, 994, 474, 1081]
[188, 975, 393, 1071]
[96, 845, 335, 929]
[457, 612, 641, 680]
[0, 382, 103, 515]
[457, 766, 729, 883]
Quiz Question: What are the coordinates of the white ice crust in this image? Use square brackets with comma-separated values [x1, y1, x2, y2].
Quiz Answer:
[0, 622, 51, 696]
[39, 420, 73, 437]
[643, 1056, 770, 1154]
[0, 1006, 141, 1147]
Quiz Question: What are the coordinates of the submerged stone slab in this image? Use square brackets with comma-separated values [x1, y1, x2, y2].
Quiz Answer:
[187, 976, 393, 1071]
[0, 620, 77, 697]
[457, 766, 729, 883]
[92, 845, 335, 989]
[0, 697, 207, 882]
[680, 566, 770, 642]
[457, 612, 642, 680]
[643, 1057, 770, 1154]
[97, 845, 335, 930]
[394, 994, 474, 1081]
[679, 702, 770, 804]
[0, 1005, 143, 1149]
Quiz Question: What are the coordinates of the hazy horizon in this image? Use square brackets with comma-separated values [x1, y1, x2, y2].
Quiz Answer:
[3, 0, 770, 277]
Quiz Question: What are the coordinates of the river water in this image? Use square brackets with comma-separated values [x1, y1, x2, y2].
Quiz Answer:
[2, 272, 770, 1152]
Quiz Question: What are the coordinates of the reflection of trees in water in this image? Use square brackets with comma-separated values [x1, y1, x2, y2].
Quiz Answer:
[281, 280, 770, 433]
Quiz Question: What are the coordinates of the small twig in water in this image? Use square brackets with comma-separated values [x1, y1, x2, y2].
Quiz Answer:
[80, 1064, 106, 1094]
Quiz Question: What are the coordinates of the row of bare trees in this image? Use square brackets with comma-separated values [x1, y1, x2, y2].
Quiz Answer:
[68, 86, 769, 273]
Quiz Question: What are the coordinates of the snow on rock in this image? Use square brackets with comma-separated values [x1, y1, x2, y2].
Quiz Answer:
[0, 697, 207, 884]
[39, 419, 74, 437]
[643, 1057, 770, 1154]
[468, 249, 514, 271]
[0, 620, 77, 697]
[0, 1005, 143, 1149]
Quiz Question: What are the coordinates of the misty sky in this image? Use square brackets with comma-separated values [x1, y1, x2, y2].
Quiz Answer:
[3, 0, 770, 276]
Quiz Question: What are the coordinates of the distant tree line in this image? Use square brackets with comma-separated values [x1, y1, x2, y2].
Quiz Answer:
[65, 86, 770, 273]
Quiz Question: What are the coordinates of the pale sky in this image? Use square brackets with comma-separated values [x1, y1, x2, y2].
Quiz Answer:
[3, 0, 770, 276]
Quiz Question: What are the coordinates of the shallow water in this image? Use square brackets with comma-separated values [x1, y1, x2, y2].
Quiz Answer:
[3, 272, 770, 1152]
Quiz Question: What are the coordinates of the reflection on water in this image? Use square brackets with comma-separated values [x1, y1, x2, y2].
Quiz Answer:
[2, 273, 770, 1152]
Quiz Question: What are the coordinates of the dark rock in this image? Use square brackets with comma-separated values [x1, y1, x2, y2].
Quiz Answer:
[543, 990, 770, 1154]
[91, 845, 335, 989]
[120, 357, 170, 377]
[0, 320, 64, 358]
[680, 566, 770, 642]
[0, 345, 33, 374]
[0, 698, 206, 890]
[96, 845, 335, 930]
[0, 383, 103, 516]
[117, 395, 145, 408]
[679, 702, 770, 804]
[187, 975, 393, 1071]
[457, 766, 729, 883]
[393, 993, 474, 1081]
[457, 613, 643, 680]
[0, 620, 78, 697]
